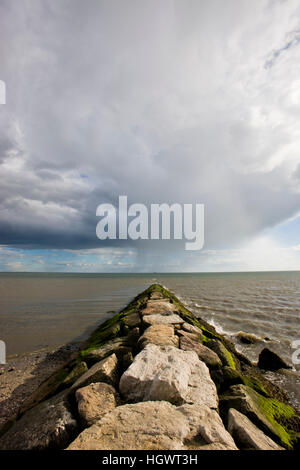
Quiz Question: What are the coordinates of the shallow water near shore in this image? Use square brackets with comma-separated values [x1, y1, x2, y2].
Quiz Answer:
[0, 271, 299, 406]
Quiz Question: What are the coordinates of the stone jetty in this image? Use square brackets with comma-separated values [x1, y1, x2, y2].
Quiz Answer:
[0, 284, 299, 451]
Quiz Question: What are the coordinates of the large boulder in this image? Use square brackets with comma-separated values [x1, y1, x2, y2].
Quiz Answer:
[206, 339, 237, 369]
[0, 391, 77, 450]
[83, 338, 132, 365]
[177, 404, 237, 450]
[220, 384, 298, 449]
[143, 313, 184, 327]
[236, 331, 262, 344]
[67, 401, 236, 450]
[227, 408, 283, 450]
[71, 354, 119, 391]
[141, 301, 178, 316]
[177, 329, 201, 341]
[138, 324, 179, 349]
[67, 401, 189, 450]
[122, 312, 141, 328]
[258, 348, 291, 371]
[179, 335, 222, 369]
[181, 322, 203, 337]
[119, 344, 218, 409]
[76, 382, 119, 426]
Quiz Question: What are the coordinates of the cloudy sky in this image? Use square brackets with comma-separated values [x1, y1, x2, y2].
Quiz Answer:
[0, 0, 300, 272]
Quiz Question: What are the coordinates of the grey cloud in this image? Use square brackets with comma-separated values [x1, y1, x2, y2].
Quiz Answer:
[0, 0, 300, 265]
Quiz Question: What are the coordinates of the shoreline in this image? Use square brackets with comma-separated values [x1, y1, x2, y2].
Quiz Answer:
[1, 309, 300, 428]
[0, 283, 299, 450]
[0, 342, 81, 434]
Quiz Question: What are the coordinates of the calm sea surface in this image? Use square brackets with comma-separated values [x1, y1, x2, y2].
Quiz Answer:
[0, 272, 300, 360]
[0, 271, 299, 368]
[1, 271, 299, 407]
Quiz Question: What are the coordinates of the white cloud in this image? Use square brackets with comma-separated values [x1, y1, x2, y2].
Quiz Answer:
[1, 0, 300, 269]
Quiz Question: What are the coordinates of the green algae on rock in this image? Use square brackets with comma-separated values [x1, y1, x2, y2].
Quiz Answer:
[220, 384, 300, 449]
[1, 283, 299, 451]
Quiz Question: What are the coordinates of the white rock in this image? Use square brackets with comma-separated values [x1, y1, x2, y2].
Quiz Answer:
[119, 344, 218, 408]
[67, 400, 236, 450]
[67, 401, 188, 450]
[178, 404, 237, 449]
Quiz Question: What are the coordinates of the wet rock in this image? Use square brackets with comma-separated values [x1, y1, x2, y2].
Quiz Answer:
[121, 351, 134, 371]
[71, 354, 119, 391]
[0, 391, 77, 450]
[138, 324, 179, 349]
[119, 344, 218, 408]
[206, 339, 236, 369]
[220, 384, 298, 449]
[76, 382, 119, 426]
[84, 337, 133, 366]
[236, 331, 262, 344]
[220, 367, 242, 390]
[227, 408, 283, 450]
[258, 348, 292, 371]
[179, 335, 222, 369]
[62, 361, 88, 387]
[122, 312, 141, 328]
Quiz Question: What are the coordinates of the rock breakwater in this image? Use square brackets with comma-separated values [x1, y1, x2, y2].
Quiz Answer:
[0, 284, 299, 451]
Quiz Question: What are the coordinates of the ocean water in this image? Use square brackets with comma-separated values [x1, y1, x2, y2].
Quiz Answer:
[0, 271, 299, 368]
[1, 271, 299, 407]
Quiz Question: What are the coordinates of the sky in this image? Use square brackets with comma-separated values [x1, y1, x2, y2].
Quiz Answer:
[0, 0, 300, 272]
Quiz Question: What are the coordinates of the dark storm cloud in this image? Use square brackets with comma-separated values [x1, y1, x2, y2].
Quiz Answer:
[1, 0, 300, 265]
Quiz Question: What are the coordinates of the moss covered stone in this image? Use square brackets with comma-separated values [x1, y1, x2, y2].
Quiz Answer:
[206, 339, 237, 370]
[220, 384, 300, 449]
[61, 361, 88, 387]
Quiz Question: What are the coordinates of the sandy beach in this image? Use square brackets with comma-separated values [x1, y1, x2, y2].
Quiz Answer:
[0, 343, 80, 434]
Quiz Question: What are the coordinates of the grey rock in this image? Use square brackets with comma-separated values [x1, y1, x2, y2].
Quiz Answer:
[227, 408, 283, 450]
[220, 384, 292, 448]
[122, 312, 141, 328]
[178, 403, 237, 449]
[179, 335, 222, 369]
[0, 391, 77, 450]
[258, 348, 292, 371]
[206, 339, 236, 369]
[84, 338, 130, 365]
[182, 322, 203, 336]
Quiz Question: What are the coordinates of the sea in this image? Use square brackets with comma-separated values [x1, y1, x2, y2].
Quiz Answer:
[0, 271, 299, 406]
